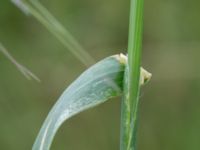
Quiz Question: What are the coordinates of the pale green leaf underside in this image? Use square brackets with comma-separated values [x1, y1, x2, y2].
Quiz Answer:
[32, 54, 151, 150]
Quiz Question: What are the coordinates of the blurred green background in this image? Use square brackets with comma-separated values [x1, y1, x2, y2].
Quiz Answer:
[1, 0, 200, 149]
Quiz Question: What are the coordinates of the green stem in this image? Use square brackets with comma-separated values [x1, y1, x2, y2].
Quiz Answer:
[120, 0, 144, 149]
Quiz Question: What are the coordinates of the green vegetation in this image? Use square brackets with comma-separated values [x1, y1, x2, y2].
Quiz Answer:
[11, 0, 151, 150]
[32, 54, 150, 150]
[1, 0, 199, 150]
[120, 0, 144, 150]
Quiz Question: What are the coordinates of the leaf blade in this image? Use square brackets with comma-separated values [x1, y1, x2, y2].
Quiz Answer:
[32, 54, 151, 150]
[32, 54, 126, 150]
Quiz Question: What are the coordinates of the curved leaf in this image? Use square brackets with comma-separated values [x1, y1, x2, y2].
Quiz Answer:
[32, 54, 151, 150]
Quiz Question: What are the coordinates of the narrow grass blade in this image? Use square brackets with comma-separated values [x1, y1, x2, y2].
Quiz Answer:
[32, 54, 151, 150]
[0, 43, 40, 82]
[11, 0, 95, 66]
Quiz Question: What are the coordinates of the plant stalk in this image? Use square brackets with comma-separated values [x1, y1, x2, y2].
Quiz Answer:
[120, 0, 144, 149]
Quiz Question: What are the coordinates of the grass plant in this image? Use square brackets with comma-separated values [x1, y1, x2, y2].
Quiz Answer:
[11, 0, 151, 150]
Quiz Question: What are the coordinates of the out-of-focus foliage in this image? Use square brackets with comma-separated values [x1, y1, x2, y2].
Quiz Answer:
[0, 0, 200, 150]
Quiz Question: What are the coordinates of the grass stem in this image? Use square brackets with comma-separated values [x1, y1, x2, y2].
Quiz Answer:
[120, 0, 144, 149]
